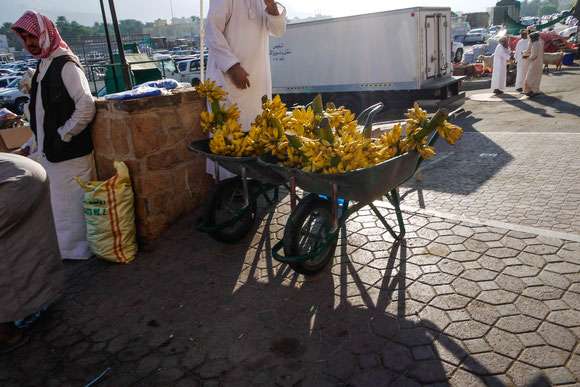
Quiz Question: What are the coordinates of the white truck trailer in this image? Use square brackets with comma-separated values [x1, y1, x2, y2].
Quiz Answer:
[269, 7, 464, 113]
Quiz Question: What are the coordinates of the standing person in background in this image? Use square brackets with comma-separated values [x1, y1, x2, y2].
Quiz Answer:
[491, 36, 512, 94]
[205, 0, 286, 179]
[11, 11, 96, 260]
[514, 29, 529, 92]
[522, 32, 544, 98]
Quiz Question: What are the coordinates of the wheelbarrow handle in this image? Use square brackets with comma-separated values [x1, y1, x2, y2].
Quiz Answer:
[357, 102, 385, 133]
[447, 107, 465, 121]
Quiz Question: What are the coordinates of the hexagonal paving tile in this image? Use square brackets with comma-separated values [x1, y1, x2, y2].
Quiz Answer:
[546, 309, 580, 328]
[436, 259, 465, 276]
[429, 294, 471, 311]
[514, 296, 550, 320]
[493, 274, 526, 294]
[495, 315, 542, 334]
[451, 225, 475, 238]
[484, 328, 523, 359]
[476, 290, 518, 305]
[471, 232, 504, 242]
[406, 282, 437, 304]
[536, 322, 577, 351]
[465, 301, 501, 326]
[447, 250, 482, 263]
[485, 247, 520, 259]
[462, 269, 499, 282]
[519, 346, 570, 368]
[544, 262, 580, 274]
[522, 286, 565, 301]
[417, 272, 456, 286]
[451, 277, 482, 298]
[461, 352, 512, 375]
[501, 265, 540, 278]
[444, 320, 490, 340]
[426, 242, 453, 257]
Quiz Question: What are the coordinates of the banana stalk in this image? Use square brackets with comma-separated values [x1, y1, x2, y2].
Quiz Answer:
[312, 94, 324, 115]
[210, 100, 224, 124]
[318, 117, 335, 144]
[410, 108, 449, 142]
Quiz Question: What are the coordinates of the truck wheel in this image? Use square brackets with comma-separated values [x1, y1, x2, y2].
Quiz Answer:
[454, 48, 463, 63]
[15, 98, 28, 115]
[191, 78, 201, 87]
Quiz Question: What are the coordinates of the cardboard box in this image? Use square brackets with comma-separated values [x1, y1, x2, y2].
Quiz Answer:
[0, 125, 33, 151]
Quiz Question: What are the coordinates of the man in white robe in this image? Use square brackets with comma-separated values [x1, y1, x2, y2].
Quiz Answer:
[491, 36, 512, 94]
[514, 29, 530, 92]
[205, 0, 286, 179]
[12, 11, 96, 260]
[523, 32, 544, 97]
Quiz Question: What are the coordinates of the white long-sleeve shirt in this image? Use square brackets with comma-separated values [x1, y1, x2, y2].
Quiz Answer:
[515, 38, 529, 63]
[491, 44, 511, 90]
[24, 47, 95, 153]
[205, 0, 286, 132]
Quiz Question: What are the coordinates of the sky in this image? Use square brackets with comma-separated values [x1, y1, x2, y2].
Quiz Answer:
[1, 0, 499, 26]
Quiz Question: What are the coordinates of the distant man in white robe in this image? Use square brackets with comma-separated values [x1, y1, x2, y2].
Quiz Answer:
[205, 0, 286, 179]
[514, 29, 529, 92]
[491, 36, 512, 94]
[523, 32, 544, 97]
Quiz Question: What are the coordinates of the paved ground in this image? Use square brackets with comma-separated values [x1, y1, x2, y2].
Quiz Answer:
[1, 63, 579, 386]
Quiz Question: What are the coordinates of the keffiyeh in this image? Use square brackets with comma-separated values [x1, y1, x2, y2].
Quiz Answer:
[12, 10, 70, 59]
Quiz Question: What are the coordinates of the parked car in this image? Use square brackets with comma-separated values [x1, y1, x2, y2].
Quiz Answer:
[560, 26, 578, 38]
[452, 41, 464, 63]
[0, 76, 20, 89]
[464, 28, 488, 44]
[0, 77, 28, 114]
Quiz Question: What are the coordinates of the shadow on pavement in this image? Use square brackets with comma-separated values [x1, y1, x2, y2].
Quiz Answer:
[400, 110, 514, 202]
[0, 201, 510, 385]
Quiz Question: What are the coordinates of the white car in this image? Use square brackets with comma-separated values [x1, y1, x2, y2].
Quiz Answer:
[0, 76, 20, 88]
[452, 41, 464, 63]
[0, 77, 28, 114]
[560, 26, 578, 38]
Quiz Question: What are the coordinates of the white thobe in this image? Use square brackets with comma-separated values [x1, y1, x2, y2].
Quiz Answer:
[24, 47, 96, 260]
[205, 0, 286, 179]
[523, 40, 544, 94]
[515, 37, 529, 90]
[490, 44, 511, 90]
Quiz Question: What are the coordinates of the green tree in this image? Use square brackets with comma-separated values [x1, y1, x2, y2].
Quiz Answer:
[0, 22, 23, 50]
[190, 16, 200, 22]
[539, 3, 559, 14]
[118, 19, 144, 35]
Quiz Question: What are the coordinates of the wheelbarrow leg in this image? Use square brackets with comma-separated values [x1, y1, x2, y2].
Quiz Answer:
[371, 189, 406, 241]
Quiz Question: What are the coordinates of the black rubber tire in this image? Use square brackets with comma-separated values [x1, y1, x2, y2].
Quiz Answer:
[191, 78, 201, 87]
[454, 48, 463, 63]
[202, 177, 257, 243]
[283, 194, 337, 275]
[15, 98, 28, 115]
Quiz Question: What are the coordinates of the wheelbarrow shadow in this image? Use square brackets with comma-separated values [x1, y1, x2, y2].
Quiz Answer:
[219, 225, 513, 385]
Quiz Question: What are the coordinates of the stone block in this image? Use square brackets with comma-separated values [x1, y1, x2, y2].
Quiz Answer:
[124, 159, 143, 180]
[135, 171, 174, 196]
[149, 187, 176, 216]
[177, 104, 203, 135]
[90, 117, 113, 158]
[94, 153, 116, 181]
[110, 119, 132, 158]
[134, 197, 149, 220]
[145, 148, 180, 171]
[130, 113, 164, 158]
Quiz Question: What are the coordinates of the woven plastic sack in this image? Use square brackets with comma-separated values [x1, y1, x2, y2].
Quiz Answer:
[76, 161, 137, 263]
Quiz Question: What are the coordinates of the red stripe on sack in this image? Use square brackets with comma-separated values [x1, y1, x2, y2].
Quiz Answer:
[109, 173, 130, 263]
[105, 175, 123, 262]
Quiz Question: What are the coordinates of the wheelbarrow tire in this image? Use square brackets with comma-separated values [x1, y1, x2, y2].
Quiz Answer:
[202, 177, 257, 243]
[284, 194, 337, 275]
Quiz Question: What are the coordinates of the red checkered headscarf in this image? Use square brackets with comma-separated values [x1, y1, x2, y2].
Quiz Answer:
[12, 10, 70, 59]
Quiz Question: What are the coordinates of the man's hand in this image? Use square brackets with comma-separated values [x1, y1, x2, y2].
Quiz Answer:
[227, 63, 250, 90]
[12, 145, 30, 157]
[264, 0, 280, 15]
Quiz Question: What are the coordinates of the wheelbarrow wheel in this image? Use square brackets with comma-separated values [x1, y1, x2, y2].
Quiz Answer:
[283, 194, 337, 275]
[202, 177, 258, 243]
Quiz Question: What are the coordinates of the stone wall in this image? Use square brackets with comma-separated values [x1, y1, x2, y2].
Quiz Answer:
[92, 88, 212, 242]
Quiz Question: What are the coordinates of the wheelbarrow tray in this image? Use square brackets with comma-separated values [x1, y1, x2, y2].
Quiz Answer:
[188, 138, 287, 185]
[257, 151, 421, 204]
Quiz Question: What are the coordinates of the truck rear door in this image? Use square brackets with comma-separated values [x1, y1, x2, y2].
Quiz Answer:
[424, 12, 450, 79]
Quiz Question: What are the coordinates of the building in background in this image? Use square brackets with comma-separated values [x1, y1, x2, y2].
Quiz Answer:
[143, 18, 201, 40]
[465, 12, 491, 29]
[0, 35, 9, 52]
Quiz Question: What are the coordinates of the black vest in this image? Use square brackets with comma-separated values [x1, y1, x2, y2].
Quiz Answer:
[30, 55, 93, 163]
